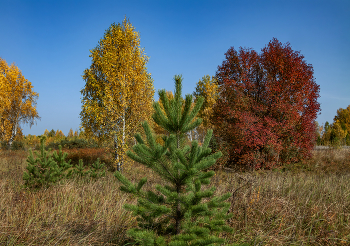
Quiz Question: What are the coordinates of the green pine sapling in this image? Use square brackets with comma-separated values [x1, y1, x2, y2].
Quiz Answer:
[71, 159, 90, 178]
[23, 136, 63, 189]
[52, 145, 74, 179]
[23, 136, 107, 190]
[88, 158, 106, 179]
[114, 75, 233, 245]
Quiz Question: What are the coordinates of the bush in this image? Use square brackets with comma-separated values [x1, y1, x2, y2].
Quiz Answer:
[23, 136, 74, 190]
[46, 138, 99, 150]
[71, 158, 106, 179]
[65, 148, 115, 172]
[23, 137, 107, 190]
[0, 140, 25, 150]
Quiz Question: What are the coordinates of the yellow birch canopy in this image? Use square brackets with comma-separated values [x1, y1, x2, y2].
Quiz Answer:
[0, 58, 39, 144]
[80, 18, 154, 167]
[193, 75, 218, 129]
[334, 105, 350, 136]
[192, 75, 218, 142]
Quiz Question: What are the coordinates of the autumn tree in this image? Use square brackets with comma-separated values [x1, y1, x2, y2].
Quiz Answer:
[213, 38, 320, 169]
[321, 106, 350, 147]
[80, 18, 154, 171]
[315, 121, 324, 145]
[0, 58, 40, 147]
[193, 75, 219, 143]
[67, 128, 74, 138]
[333, 105, 350, 145]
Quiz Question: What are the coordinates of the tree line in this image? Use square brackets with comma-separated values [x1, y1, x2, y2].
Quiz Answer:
[315, 106, 350, 147]
[1, 17, 338, 171]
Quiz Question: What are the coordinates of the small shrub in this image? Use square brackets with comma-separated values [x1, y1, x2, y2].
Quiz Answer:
[71, 159, 90, 178]
[66, 148, 114, 171]
[46, 138, 98, 150]
[23, 136, 69, 190]
[71, 158, 106, 179]
[22, 137, 106, 190]
[52, 145, 74, 179]
[0, 140, 25, 150]
[88, 158, 106, 178]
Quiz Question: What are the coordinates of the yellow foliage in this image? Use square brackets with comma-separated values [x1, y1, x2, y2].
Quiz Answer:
[0, 58, 40, 146]
[80, 17, 154, 170]
[67, 128, 74, 138]
[334, 105, 350, 137]
[193, 75, 218, 128]
[25, 134, 40, 149]
[55, 130, 65, 138]
[333, 120, 347, 140]
[193, 75, 219, 142]
[44, 129, 50, 136]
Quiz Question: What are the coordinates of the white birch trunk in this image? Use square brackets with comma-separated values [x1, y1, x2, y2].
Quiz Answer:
[7, 122, 17, 148]
[114, 131, 120, 171]
[116, 109, 126, 172]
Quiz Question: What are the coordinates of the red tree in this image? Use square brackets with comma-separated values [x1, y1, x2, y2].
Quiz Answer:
[213, 38, 320, 169]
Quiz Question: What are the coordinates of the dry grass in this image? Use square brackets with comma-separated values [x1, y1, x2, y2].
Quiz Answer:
[0, 148, 349, 245]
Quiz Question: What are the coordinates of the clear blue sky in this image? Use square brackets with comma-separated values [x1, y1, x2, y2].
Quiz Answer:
[1, 0, 349, 136]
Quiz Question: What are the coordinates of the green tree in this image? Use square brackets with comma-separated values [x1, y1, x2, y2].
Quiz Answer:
[23, 136, 73, 190]
[80, 17, 154, 171]
[115, 75, 233, 245]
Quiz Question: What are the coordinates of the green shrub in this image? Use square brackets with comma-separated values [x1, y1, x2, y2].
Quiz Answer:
[88, 158, 106, 178]
[23, 136, 71, 190]
[71, 158, 106, 179]
[71, 159, 90, 178]
[23, 137, 106, 190]
[0, 140, 25, 150]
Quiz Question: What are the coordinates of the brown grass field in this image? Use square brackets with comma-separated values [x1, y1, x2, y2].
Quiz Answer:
[0, 148, 349, 245]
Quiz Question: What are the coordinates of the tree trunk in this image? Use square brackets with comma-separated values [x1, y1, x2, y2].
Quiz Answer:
[121, 109, 126, 170]
[116, 110, 126, 172]
[7, 122, 17, 148]
[114, 132, 120, 171]
[175, 131, 182, 235]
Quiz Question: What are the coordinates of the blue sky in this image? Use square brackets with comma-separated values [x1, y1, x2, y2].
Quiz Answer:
[1, 0, 349, 136]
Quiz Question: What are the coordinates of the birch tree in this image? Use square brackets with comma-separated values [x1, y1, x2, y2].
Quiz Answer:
[80, 18, 154, 171]
[0, 58, 40, 147]
[193, 75, 219, 143]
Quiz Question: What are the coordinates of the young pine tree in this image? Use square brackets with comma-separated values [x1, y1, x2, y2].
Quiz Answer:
[115, 75, 233, 245]
[23, 136, 63, 189]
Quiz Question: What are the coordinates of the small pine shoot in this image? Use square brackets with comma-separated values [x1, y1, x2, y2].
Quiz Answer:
[52, 145, 74, 179]
[88, 158, 106, 179]
[23, 136, 62, 189]
[23, 137, 106, 190]
[115, 75, 233, 245]
[72, 159, 89, 178]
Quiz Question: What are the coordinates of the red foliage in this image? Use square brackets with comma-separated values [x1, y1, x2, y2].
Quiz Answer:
[65, 148, 114, 171]
[213, 38, 320, 169]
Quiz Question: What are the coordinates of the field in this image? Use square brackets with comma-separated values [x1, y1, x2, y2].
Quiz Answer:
[0, 148, 350, 245]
